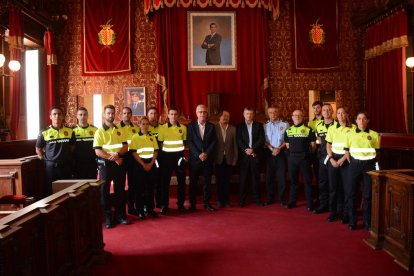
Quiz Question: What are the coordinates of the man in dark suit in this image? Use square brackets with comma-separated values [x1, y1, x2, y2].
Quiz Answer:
[215, 110, 238, 208]
[237, 107, 265, 207]
[130, 92, 145, 116]
[201, 22, 222, 65]
[187, 104, 217, 211]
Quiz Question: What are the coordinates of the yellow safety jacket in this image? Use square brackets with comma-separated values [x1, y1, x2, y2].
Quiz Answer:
[129, 132, 159, 159]
[158, 122, 186, 153]
[344, 128, 380, 160]
[325, 123, 356, 155]
[93, 124, 127, 153]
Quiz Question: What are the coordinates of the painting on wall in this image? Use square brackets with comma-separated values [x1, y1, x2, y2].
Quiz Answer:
[124, 87, 146, 116]
[188, 11, 237, 71]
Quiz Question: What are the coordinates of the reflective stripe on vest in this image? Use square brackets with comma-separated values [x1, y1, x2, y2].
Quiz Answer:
[102, 143, 123, 151]
[137, 147, 155, 159]
[332, 142, 345, 154]
[163, 140, 184, 152]
[349, 147, 376, 160]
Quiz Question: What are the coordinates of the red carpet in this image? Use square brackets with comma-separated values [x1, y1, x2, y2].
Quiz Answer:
[91, 198, 410, 276]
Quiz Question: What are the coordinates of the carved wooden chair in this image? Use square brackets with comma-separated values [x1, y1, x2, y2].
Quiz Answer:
[0, 171, 35, 217]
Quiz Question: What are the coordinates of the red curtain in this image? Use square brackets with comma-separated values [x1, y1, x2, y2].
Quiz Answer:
[154, 7, 269, 122]
[43, 30, 57, 127]
[8, 8, 24, 140]
[82, 0, 132, 75]
[145, 0, 280, 20]
[365, 10, 408, 133]
[291, 0, 339, 72]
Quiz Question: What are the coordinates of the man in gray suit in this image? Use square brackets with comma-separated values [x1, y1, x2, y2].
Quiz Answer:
[201, 22, 222, 65]
[214, 110, 238, 208]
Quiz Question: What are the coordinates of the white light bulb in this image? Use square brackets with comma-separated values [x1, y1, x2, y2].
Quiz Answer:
[0, 54, 5, 68]
[406, 57, 414, 69]
[8, 60, 21, 72]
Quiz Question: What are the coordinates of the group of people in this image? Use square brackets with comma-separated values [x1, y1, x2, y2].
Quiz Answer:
[35, 101, 380, 231]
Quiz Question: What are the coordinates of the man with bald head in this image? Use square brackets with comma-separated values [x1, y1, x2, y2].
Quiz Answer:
[187, 104, 217, 211]
[284, 110, 316, 211]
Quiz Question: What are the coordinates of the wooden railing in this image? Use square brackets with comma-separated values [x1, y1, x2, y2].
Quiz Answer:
[0, 180, 110, 275]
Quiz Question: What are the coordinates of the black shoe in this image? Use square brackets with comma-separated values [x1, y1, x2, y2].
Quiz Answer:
[138, 210, 146, 220]
[160, 207, 169, 215]
[178, 205, 187, 212]
[238, 202, 245, 208]
[348, 223, 356, 230]
[128, 209, 140, 217]
[189, 205, 196, 212]
[313, 207, 328, 214]
[217, 202, 224, 208]
[340, 216, 350, 224]
[286, 202, 297, 209]
[104, 217, 112, 229]
[204, 204, 215, 211]
[117, 217, 131, 225]
[327, 214, 338, 222]
[147, 210, 159, 218]
[265, 200, 274, 206]
[363, 222, 371, 231]
[307, 206, 314, 212]
[255, 201, 265, 206]
[224, 202, 231, 208]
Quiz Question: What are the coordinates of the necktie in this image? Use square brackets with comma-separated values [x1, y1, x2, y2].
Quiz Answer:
[200, 124, 205, 140]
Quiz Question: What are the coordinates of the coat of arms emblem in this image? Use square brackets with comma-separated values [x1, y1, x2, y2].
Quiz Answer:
[309, 18, 325, 46]
[98, 19, 116, 46]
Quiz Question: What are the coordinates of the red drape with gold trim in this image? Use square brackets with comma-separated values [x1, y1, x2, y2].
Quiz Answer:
[8, 8, 24, 140]
[365, 10, 408, 133]
[145, 0, 279, 20]
[43, 30, 58, 126]
[155, 7, 269, 122]
[82, 0, 132, 75]
[291, 0, 339, 72]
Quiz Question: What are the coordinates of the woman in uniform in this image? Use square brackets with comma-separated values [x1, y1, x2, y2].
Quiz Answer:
[344, 112, 380, 230]
[325, 107, 355, 223]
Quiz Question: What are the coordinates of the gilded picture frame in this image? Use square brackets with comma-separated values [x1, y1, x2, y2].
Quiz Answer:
[124, 87, 146, 116]
[188, 11, 237, 71]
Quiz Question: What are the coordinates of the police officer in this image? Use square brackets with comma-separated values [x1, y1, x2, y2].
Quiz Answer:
[313, 104, 337, 214]
[325, 107, 355, 223]
[263, 106, 288, 205]
[344, 111, 380, 230]
[158, 107, 187, 214]
[308, 101, 323, 204]
[284, 110, 316, 210]
[36, 106, 75, 196]
[72, 107, 98, 179]
[117, 107, 140, 216]
[147, 106, 163, 208]
[129, 117, 159, 218]
[94, 104, 130, 229]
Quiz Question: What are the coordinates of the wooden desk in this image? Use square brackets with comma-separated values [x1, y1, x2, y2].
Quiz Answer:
[0, 179, 109, 275]
[0, 156, 45, 200]
[366, 169, 414, 271]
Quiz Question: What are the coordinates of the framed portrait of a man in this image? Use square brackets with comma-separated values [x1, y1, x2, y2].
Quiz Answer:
[124, 87, 146, 116]
[188, 11, 237, 71]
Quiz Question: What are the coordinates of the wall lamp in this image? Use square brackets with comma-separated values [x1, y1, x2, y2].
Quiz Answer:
[406, 57, 414, 72]
[0, 34, 21, 77]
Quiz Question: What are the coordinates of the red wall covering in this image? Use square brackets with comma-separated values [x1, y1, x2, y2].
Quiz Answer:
[57, 0, 362, 126]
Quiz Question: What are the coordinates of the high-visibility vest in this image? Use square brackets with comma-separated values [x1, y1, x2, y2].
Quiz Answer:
[326, 124, 355, 155]
[93, 124, 126, 153]
[344, 128, 380, 160]
[158, 122, 186, 152]
[129, 132, 159, 159]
